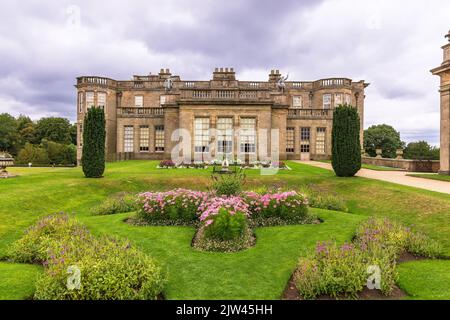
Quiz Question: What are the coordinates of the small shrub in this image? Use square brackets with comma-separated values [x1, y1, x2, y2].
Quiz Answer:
[34, 236, 165, 300]
[294, 218, 442, 299]
[90, 193, 138, 215]
[203, 208, 248, 241]
[193, 207, 254, 252]
[9, 213, 166, 300]
[198, 196, 250, 222]
[159, 160, 175, 168]
[8, 213, 88, 263]
[244, 191, 308, 220]
[355, 217, 443, 258]
[137, 189, 209, 225]
[210, 170, 245, 196]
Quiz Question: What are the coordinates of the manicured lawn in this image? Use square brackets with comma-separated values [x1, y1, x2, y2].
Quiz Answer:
[398, 260, 450, 300]
[0, 262, 42, 300]
[0, 160, 449, 299]
[407, 173, 450, 182]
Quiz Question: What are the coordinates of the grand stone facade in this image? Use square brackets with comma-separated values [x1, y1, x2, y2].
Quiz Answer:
[75, 68, 368, 164]
[431, 30, 450, 175]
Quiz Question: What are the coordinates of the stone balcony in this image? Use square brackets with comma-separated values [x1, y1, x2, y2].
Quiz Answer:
[117, 107, 164, 118]
[287, 108, 333, 119]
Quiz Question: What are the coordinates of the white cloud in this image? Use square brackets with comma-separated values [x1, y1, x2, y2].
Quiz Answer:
[0, 0, 448, 146]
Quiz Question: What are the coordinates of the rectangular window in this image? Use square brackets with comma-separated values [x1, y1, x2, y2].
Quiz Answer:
[155, 125, 164, 152]
[78, 92, 84, 113]
[124, 126, 134, 152]
[217, 117, 233, 154]
[139, 126, 149, 152]
[323, 94, 331, 109]
[316, 127, 326, 155]
[292, 96, 302, 108]
[194, 118, 210, 153]
[135, 95, 143, 108]
[286, 127, 295, 153]
[300, 127, 310, 153]
[344, 93, 352, 105]
[86, 91, 94, 109]
[79, 123, 83, 146]
[160, 95, 166, 106]
[334, 93, 343, 107]
[240, 118, 256, 153]
[97, 92, 106, 110]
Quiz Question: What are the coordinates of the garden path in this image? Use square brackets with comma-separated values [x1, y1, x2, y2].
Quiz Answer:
[297, 161, 450, 195]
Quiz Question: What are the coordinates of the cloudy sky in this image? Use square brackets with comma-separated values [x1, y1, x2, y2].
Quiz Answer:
[0, 0, 449, 145]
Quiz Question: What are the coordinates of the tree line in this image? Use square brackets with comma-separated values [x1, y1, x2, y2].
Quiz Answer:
[0, 113, 77, 166]
[363, 124, 440, 160]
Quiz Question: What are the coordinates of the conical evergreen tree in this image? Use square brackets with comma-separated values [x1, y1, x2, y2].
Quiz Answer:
[331, 104, 361, 177]
[82, 107, 105, 178]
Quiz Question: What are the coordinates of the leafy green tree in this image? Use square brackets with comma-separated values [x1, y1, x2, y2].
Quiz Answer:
[41, 140, 76, 165]
[331, 105, 361, 177]
[35, 117, 72, 144]
[70, 123, 78, 145]
[82, 107, 105, 177]
[0, 113, 19, 154]
[363, 124, 404, 158]
[16, 143, 49, 165]
[404, 141, 440, 160]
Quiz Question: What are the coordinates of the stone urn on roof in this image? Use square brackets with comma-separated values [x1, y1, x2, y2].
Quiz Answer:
[0, 151, 15, 178]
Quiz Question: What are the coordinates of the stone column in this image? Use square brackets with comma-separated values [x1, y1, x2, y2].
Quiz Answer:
[163, 105, 180, 160]
[431, 30, 450, 175]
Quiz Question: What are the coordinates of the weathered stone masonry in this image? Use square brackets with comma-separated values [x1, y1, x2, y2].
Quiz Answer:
[75, 68, 368, 164]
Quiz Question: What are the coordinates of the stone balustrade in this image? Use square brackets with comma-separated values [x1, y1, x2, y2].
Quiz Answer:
[117, 107, 164, 117]
[362, 148, 440, 172]
[287, 108, 332, 119]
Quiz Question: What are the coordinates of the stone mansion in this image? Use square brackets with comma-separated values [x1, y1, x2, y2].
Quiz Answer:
[76, 68, 368, 164]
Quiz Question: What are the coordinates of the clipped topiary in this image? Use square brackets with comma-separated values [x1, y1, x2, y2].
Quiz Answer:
[82, 107, 105, 178]
[331, 104, 361, 177]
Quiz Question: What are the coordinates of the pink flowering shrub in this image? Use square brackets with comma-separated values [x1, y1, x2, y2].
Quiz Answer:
[198, 196, 250, 222]
[203, 207, 248, 241]
[244, 191, 308, 220]
[138, 189, 209, 224]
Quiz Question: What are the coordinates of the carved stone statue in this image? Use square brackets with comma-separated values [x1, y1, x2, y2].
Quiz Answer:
[276, 73, 289, 92]
[163, 77, 175, 91]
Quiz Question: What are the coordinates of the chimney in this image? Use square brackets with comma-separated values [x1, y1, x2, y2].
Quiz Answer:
[269, 69, 280, 82]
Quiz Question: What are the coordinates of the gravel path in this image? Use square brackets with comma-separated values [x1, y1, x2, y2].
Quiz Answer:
[297, 161, 450, 195]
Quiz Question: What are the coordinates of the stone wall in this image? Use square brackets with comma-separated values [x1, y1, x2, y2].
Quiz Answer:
[362, 156, 440, 173]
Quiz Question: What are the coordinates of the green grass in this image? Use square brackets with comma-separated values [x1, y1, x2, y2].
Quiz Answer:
[398, 260, 450, 300]
[0, 160, 449, 299]
[0, 262, 42, 300]
[407, 173, 450, 182]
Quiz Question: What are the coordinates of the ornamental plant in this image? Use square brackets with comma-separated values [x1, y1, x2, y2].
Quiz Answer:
[294, 217, 442, 299]
[159, 160, 175, 168]
[198, 196, 250, 222]
[331, 104, 361, 177]
[9, 213, 166, 300]
[137, 189, 209, 224]
[82, 107, 106, 178]
[203, 207, 248, 241]
[244, 191, 308, 220]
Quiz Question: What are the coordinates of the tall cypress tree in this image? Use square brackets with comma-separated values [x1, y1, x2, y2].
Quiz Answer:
[331, 104, 361, 177]
[82, 107, 105, 178]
